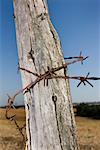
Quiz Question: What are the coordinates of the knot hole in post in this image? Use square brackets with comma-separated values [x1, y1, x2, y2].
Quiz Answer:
[52, 94, 57, 104]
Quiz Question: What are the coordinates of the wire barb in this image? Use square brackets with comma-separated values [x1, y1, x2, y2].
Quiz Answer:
[5, 52, 100, 148]
[76, 73, 94, 87]
[64, 51, 89, 65]
[5, 94, 26, 146]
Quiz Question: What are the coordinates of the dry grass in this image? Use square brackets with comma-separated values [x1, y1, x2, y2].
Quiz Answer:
[0, 108, 25, 150]
[76, 117, 100, 150]
[0, 108, 100, 150]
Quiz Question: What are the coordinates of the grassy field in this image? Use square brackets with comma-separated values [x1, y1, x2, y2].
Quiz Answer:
[0, 108, 100, 150]
[0, 108, 25, 150]
[76, 117, 100, 150]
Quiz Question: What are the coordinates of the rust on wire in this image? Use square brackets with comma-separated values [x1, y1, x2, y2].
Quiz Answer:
[5, 53, 100, 148]
[64, 51, 89, 65]
[5, 93, 26, 147]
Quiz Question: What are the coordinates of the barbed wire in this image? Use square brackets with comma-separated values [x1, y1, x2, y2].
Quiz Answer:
[5, 52, 100, 148]
[5, 94, 26, 148]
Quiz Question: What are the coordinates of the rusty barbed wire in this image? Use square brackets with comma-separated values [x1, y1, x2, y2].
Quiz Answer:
[64, 51, 89, 65]
[5, 93, 26, 148]
[5, 53, 100, 148]
[6, 54, 100, 118]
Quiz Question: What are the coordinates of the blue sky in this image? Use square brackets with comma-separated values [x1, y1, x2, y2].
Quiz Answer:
[0, 0, 100, 106]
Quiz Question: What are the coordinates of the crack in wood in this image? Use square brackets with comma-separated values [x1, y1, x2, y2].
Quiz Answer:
[64, 68, 67, 78]
[47, 19, 63, 57]
[37, 12, 47, 20]
[26, 1, 37, 20]
[28, 38, 37, 71]
[50, 29, 58, 46]
[27, 104, 32, 150]
[29, 48, 35, 63]
[32, 0, 38, 16]
[41, 0, 47, 11]
[28, 118, 31, 150]
[52, 94, 63, 150]
[26, 2, 32, 19]
[27, 3, 30, 9]
[48, 24, 59, 51]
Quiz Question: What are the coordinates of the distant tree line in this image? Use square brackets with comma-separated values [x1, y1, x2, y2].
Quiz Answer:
[76, 103, 100, 119]
[0, 105, 25, 109]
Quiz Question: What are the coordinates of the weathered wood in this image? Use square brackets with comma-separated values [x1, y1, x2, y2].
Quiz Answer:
[14, 0, 79, 149]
